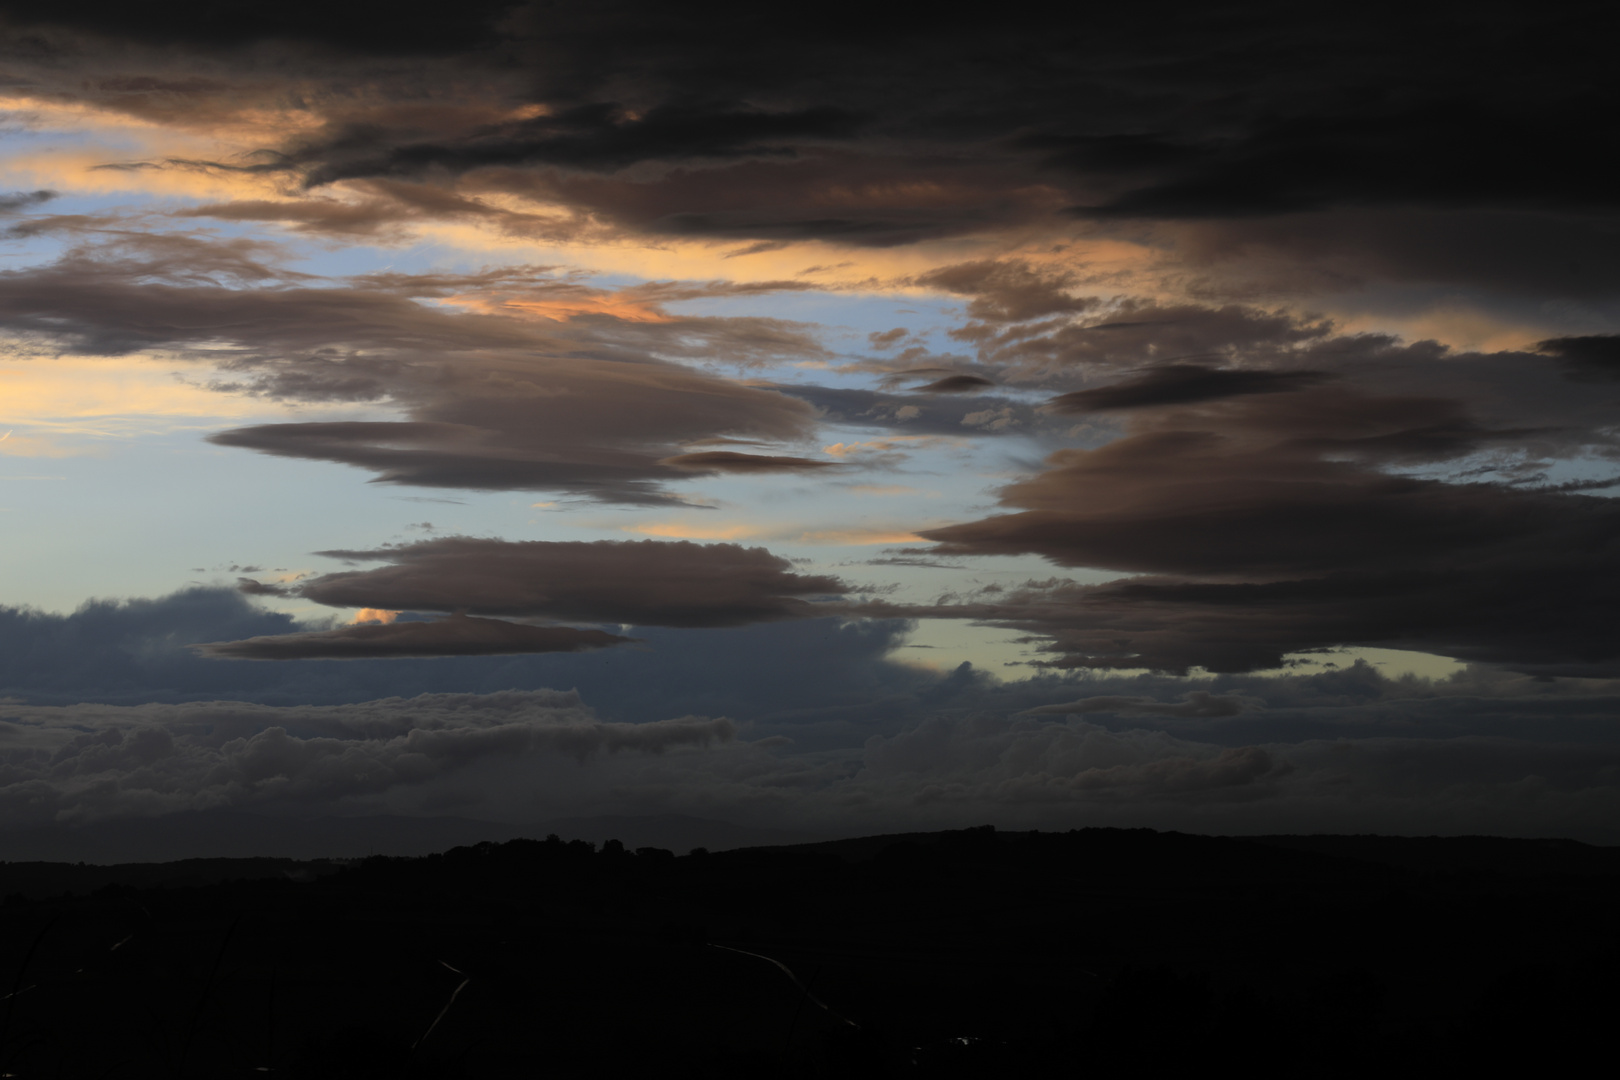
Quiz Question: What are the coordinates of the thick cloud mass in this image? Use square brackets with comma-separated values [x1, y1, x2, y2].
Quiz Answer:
[7, 588, 1620, 841]
[0, 690, 733, 826]
[900, 377, 1620, 674]
[3, 1, 1610, 283]
[286, 538, 847, 628]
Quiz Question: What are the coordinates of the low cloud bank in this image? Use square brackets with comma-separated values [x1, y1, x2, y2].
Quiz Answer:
[0, 691, 732, 826]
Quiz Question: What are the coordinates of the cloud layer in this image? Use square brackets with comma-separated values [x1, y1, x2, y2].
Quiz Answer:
[0, 689, 733, 826]
[7, 588, 1620, 842]
[3, 2, 1618, 848]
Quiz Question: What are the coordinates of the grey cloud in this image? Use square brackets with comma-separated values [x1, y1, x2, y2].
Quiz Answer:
[914, 374, 995, 394]
[0, 1, 517, 54]
[1157, 208, 1620, 305]
[0, 189, 55, 213]
[193, 613, 632, 660]
[1046, 364, 1333, 412]
[1536, 335, 1620, 382]
[0, 586, 939, 734]
[879, 377, 1620, 674]
[772, 383, 1044, 437]
[950, 298, 1343, 378]
[301, 103, 869, 185]
[916, 260, 1095, 324]
[0, 239, 830, 504]
[9, 585, 1620, 839]
[658, 450, 840, 473]
[235, 577, 293, 597]
[291, 538, 849, 629]
[0, 690, 733, 826]
[1022, 690, 1251, 718]
[465, 152, 1060, 247]
[858, 714, 1287, 802]
[10, 680, 1620, 840]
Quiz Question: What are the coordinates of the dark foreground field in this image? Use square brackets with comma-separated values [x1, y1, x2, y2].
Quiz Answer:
[2, 827, 1617, 1078]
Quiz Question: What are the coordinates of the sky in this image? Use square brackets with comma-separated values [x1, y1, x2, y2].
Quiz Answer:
[3, 1, 1620, 849]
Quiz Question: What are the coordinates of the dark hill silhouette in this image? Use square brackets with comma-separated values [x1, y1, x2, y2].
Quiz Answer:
[0, 810, 824, 863]
[1, 826, 1615, 1077]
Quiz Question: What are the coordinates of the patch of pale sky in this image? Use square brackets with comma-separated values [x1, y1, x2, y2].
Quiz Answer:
[0, 356, 383, 456]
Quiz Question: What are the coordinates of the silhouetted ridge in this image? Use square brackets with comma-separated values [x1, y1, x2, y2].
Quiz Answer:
[1, 827, 1615, 1077]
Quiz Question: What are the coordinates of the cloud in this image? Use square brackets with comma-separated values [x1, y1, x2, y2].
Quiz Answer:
[1155, 208, 1620, 306]
[658, 450, 840, 473]
[8, 585, 1620, 840]
[913, 374, 995, 394]
[0, 585, 941, 732]
[1536, 335, 1620, 382]
[916, 260, 1096, 323]
[2, 2, 1611, 277]
[944, 297, 1344, 377]
[193, 612, 632, 660]
[881, 377, 1620, 674]
[776, 384, 1043, 438]
[0, 239, 831, 504]
[1046, 364, 1333, 412]
[281, 537, 849, 628]
[300, 103, 869, 185]
[1022, 690, 1250, 718]
[0, 190, 56, 213]
[861, 716, 1287, 800]
[0, 0, 518, 54]
[0, 689, 733, 826]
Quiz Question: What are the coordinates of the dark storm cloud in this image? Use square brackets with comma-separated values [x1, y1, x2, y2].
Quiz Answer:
[1536, 335, 1620, 381]
[194, 613, 631, 660]
[300, 103, 868, 185]
[0, 238, 832, 504]
[282, 538, 848, 629]
[6, 2, 1608, 272]
[0, 0, 517, 53]
[464, 153, 1063, 247]
[1047, 364, 1333, 412]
